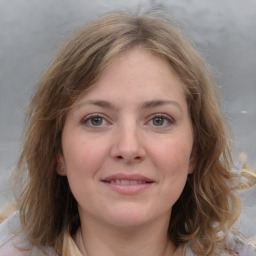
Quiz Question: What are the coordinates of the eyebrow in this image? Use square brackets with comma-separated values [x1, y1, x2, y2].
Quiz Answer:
[76, 99, 183, 112]
[76, 100, 117, 110]
[141, 99, 183, 113]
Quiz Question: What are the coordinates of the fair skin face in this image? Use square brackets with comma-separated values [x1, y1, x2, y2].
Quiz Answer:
[58, 47, 195, 256]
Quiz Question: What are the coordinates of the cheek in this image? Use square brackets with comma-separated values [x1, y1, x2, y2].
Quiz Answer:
[62, 133, 112, 194]
[151, 137, 193, 174]
[64, 143, 104, 175]
[157, 141, 191, 205]
[62, 139, 106, 204]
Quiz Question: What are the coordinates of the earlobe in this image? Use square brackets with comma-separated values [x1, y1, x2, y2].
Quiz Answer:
[57, 154, 67, 176]
[188, 155, 197, 174]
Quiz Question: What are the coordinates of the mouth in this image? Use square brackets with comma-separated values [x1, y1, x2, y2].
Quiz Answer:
[101, 174, 154, 194]
[102, 173, 154, 184]
[103, 180, 153, 185]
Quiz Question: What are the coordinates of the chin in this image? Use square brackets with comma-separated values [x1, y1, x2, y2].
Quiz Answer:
[104, 207, 157, 229]
[109, 217, 149, 229]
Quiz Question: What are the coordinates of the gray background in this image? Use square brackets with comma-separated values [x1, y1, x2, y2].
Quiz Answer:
[0, 0, 255, 237]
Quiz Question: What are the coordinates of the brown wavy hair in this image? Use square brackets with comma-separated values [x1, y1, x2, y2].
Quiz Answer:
[12, 11, 241, 255]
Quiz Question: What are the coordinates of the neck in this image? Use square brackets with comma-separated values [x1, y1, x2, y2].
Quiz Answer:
[74, 213, 176, 256]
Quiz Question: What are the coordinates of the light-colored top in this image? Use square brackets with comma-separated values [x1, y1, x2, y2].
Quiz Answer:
[0, 212, 255, 256]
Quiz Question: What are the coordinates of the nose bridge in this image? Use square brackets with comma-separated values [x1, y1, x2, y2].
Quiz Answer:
[111, 118, 145, 162]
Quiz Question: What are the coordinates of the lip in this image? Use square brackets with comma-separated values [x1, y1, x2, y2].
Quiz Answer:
[101, 173, 155, 194]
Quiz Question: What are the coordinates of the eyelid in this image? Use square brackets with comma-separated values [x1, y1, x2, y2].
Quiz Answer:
[146, 113, 175, 127]
[81, 113, 111, 127]
[151, 113, 175, 121]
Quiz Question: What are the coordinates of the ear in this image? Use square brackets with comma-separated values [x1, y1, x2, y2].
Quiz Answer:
[57, 154, 67, 176]
[188, 154, 197, 174]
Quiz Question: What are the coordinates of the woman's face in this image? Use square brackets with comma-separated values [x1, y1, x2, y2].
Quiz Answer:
[59, 47, 195, 229]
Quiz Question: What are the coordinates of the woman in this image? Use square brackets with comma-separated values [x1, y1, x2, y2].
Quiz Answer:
[0, 11, 255, 256]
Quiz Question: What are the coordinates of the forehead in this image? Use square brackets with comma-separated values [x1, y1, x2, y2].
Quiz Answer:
[76, 47, 186, 104]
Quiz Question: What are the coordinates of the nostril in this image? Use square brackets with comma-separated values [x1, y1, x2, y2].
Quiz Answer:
[135, 156, 142, 160]
[115, 155, 143, 162]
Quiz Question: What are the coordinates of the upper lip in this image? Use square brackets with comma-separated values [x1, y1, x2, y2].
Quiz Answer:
[101, 173, 154, 183]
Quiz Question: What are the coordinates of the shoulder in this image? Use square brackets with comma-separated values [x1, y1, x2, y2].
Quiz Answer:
[0, 211, 28, 255]
[0, 211, 58, 256]
[183, 231, 256, 256]
[227, 231, 256, 256]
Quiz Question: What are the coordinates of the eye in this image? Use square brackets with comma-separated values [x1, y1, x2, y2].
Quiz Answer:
[152, 116, 166, 126]
[81, 114, 109, 127]
[90, 116, 104, 126]
[147, 114, 174, 128]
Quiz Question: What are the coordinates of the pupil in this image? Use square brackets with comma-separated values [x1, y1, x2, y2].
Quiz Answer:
[153, 117, 164, 126]
[91, 117, 102, 126]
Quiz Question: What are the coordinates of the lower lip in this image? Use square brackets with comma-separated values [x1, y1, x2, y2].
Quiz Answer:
[102, 182, 154, 194]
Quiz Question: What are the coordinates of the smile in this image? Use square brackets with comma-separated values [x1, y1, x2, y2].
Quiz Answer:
[104, 180, 150, 185]
[101, 174, 154, 194]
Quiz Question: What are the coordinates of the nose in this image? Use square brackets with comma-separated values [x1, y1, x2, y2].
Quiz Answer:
[110, 123, 146, 164]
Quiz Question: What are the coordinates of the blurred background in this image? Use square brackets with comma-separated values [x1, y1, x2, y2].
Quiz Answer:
[0, 0, 255, 237]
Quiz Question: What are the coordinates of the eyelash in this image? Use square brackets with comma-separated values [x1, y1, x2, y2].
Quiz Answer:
[147, 113, 175, 128]
[81, 113, 175, 128]
[81, 113, 109, 127]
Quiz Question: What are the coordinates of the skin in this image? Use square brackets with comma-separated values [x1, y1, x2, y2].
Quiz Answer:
[58, 47, 195, 256]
